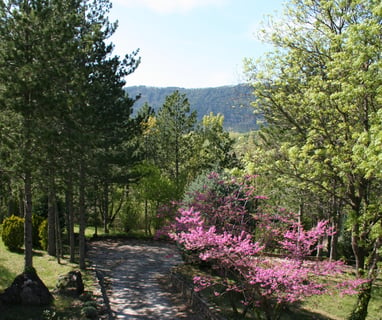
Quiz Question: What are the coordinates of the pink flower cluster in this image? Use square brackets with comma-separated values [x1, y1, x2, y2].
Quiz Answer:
[170, 208, 342, 299]
[166, 174, 365, 318]
[280, 220, 335, 259]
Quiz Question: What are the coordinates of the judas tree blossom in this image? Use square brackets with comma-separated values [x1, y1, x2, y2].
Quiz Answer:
[279, 220, 335, 259]
[165, 173, 366, 320]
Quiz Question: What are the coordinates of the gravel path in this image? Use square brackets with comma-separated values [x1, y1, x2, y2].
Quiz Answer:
[88, 240, 200, 320]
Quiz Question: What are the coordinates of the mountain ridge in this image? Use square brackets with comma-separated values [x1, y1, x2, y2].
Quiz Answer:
[125, 84, 258, 132]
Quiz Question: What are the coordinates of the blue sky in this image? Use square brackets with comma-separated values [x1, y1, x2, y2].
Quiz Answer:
[109, 0, 286, 88]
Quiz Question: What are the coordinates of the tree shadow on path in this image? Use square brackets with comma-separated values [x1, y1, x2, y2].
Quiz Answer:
[88, 240, 201, 320]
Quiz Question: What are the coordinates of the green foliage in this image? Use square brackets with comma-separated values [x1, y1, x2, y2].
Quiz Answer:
[244, 1, 382, 319]
[128, 162, 178, 234]
[120, 200, 142, 233]
[155, 90, 197, 197]
[189, 113, 239, 174]
[183, 170, 220, 205]
[32, 214, 44, 249]
[82, 300, 98, 309]
[39, 219, 48, 251]
[1, 215, 24, 251]
[81, 305, 98, 319]
[42, 309, 56, 320]
[24, 266, 37, 275]
[0, 0, 141, 268]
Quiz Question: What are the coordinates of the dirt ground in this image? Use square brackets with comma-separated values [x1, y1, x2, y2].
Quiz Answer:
[87, 239, 202, 320]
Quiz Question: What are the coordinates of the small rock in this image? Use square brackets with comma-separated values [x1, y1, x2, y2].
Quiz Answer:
[56, 270, 84, 297]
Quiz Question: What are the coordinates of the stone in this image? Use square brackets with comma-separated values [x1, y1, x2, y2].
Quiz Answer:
[56, 270, 84, 297]
[0, 270, 53, 305]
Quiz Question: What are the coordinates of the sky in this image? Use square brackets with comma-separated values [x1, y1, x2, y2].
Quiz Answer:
[109, 0, 286, 88]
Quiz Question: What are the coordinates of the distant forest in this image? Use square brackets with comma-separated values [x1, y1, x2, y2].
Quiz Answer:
[125, 84, 258, 132]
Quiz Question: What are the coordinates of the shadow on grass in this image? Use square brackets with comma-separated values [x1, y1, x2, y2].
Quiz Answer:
[0, 263, 17, 291]
[205, 289, 336, 320]
[32, 250, 43, 257]
[0, 292, 82, 320]
[284, 304, 336, 320]
[2, 247, 44, 257]
[220, 303, 335, 320]
[0, 304, 76, 320]
[5, 247, 24, 255]
[0, 304, 48, 320]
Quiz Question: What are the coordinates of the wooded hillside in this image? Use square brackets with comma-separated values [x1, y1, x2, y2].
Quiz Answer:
[125, 84, 258, 132]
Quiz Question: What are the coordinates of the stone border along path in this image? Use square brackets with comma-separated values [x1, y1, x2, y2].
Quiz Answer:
[87, 239, 203, 320]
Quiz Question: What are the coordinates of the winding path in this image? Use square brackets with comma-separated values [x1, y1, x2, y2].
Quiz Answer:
[88, 239, 200, 320]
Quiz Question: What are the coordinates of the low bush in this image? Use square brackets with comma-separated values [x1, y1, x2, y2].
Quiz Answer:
[81, 305, 98, 319]
[1, 215, 24, 251]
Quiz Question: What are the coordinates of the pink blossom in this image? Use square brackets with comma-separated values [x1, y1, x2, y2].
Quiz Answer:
[162, 172, 364, 319]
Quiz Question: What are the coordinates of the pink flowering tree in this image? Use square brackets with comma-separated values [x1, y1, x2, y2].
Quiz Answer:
[166, 173, 366, 320]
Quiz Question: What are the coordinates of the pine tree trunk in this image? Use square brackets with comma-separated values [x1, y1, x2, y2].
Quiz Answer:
[103, 182, 109, 234]
[47, 176, 56, 256]
[19, 187, 24, 217]
[24, 170, 33, 270]
[54, 195, 62, 263]
[79, 163, 86, 270]
[65, 177, 75, 263]
[144, 199, 149, 236]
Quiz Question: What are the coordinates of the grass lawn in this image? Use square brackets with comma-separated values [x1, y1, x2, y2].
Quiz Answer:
[0, 239, 77, 291]
[75, 224, 151, 240]
[301, 279, 382, 320]
[0, 239, 93, 320]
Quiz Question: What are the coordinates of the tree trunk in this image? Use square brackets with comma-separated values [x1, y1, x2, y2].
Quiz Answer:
[144, 199, 149, 236]
[79, 163, 86, 270]
[19, 187, 24, 217]
[54, 195, 62, 263]
[316, 237, 323, 257]
[349, 235, 381, 320]
[103, 181, 109, 234]
[47, 176, 56, 256]
[351, 223, 366, 275]
[24, 170, 33, 270]
[65, 177, 76, 263]
[327, 191, 341, 261]
[348, 281, 372, 320]
[329, 216, 339, 260]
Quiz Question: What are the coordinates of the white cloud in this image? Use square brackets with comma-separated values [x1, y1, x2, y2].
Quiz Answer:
[113, 0, 228, 14]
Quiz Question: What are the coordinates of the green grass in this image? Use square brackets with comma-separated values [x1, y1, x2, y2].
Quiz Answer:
[0, 239, 89, 320]
[74, 224, 152, 240]
[0, 239, 77, 291]
[301, 279, 382, 320]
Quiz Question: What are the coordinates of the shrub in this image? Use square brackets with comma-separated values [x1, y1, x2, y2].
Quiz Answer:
[79, 291, 93, 302]
[83, 300, 98, 309]
[1, 215, 24, 251]
[81, 306, 98, 319]
[39, 219, 48, 250]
